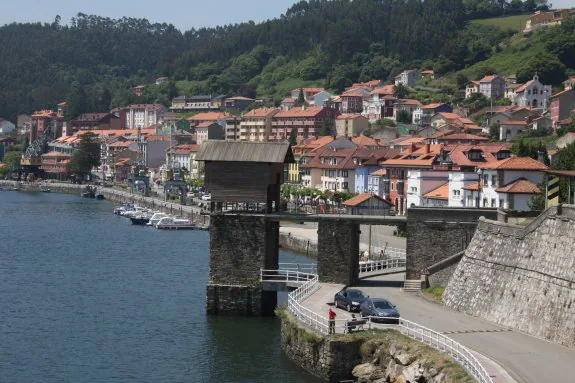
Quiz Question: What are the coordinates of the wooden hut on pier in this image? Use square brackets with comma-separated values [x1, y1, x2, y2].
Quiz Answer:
[195, 141, 295, 212]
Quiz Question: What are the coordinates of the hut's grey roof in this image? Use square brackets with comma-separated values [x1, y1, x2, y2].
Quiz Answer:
[196, 140, 295, 163]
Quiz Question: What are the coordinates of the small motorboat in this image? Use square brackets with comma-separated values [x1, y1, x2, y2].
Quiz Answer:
[130, 216, 150, 225]
[155, 217, 198, 230]
[95, 194, 105, 200]
[39, 189, 51, 193]
[147, 212, 169, 226]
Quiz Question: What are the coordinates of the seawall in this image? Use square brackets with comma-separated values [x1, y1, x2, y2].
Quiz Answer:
[0, 181, 209, 225]
[443, 204, 575, 348]
[279, 232, 318, 256]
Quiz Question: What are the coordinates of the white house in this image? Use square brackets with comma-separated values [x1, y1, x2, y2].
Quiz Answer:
[0, 118, 16, 134]
[512, 74, 552, 109]
[406, 170, 449, 209]
[394, 69, 420, 87]
[467, 157, 548, 211]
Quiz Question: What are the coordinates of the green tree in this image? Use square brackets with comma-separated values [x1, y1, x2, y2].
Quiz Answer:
[66, 132, 101, 180]
[295, 88, 306, 106]
[394, 83, 408, 99]
[65, 82, 89, 120]
[489, 122, 500, 140]
[2, 151, 22, 171]
[289, 127, 298, 145]
[396, 110, 411, 124]
[516, 53, 567, 86]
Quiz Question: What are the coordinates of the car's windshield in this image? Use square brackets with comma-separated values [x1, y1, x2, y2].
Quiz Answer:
[373, 300, 393, 310]
[347, 290, 365, 298]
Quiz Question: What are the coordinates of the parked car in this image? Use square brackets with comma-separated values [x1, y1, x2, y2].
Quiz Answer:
[334, 289, 369, 312]
[201, 193, 211, 201]
[359, 298, 400, 323]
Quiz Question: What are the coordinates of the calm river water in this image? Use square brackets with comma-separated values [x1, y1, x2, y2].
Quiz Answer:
[0, 191, 322, 383]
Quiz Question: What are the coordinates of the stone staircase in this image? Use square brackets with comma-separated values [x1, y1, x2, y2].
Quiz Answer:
[403, 279, 424, 292]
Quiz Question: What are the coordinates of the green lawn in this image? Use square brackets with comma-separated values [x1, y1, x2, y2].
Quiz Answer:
[471, 14, 531, 32]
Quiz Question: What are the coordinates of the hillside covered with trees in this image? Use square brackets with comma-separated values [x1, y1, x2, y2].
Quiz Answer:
[0, 0, 566, 121]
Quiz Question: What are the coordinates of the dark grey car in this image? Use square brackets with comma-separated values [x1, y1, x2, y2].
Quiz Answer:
[334, 289, 369, 312]
[359, 298, 400, 323]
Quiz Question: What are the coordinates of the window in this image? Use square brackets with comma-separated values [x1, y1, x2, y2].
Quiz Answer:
[483, 174, 489, 185]
[499, 199, 505, 208]
[483, 198, 488, 207]
[411, 187, 418, 193]
[391, 183, 395, 191]
[453, 190, 461, 196]
[491, 198, 496, 207]
[342, 170, 348, 177]
[491, 175, 497, 186]
[342, 182, 348, 189]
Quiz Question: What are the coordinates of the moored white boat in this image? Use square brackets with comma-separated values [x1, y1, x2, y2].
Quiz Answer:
[155, 216, 198, 230]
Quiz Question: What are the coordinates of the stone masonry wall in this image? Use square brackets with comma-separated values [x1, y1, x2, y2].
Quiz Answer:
[406, 208, 498, 282]
[280, 315, 363, 382]
[317, 219, 360, 285]
[444, 205, 575, 348]
[207, 214, 279, 315]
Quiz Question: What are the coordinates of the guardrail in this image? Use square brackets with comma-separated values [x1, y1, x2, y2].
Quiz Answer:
[284, 268, 493, 383]
[260, 269, 317, 284]
[359, 258, 406, 274]
[278, 262, 318, 274]
[399, 318, 493, 383]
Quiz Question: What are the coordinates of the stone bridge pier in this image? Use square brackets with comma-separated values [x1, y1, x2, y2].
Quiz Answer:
[317, 219, 360, 286]
[206, 215, 362, 316]
[206, 215, 279, 316]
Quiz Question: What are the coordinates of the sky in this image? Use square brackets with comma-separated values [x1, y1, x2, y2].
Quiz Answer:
[0, 0, 299, 31]
[0, 0, 573, 31]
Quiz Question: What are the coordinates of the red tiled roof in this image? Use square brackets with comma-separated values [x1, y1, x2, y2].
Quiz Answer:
[395, 99, 422, 106]
[424, 182, 449, 200]
[370, 168, 387, 176]
[243, 107, 280, 118]
[515, 80, 534, 94]
[551, 88, 574, 99]
[439, 133, 489, 141]
[337, 114, 364, 120]
[448, 143, 512, 167]
[463, 182, 481, 191]
[370, 85, 396, 95]
[420, 70, 434, 75]
[187, 112, 230, 121]
[479, 156, 548, 171]
[480, 75, 499, 82]
[422, 103, 444, 110]
[275, 106, 334, 118]
[434, 112, 461, 121]
[282, 97, 296, 103]
[343, 193, 389, 207]
[496, 178, 540, 194]
[41, 151, 71, 158]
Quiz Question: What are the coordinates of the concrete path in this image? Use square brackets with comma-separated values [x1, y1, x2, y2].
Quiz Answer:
[351, 273, 575, 383]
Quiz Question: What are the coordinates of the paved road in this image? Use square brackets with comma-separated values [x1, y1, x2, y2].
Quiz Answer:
[351, 273, 575, 383]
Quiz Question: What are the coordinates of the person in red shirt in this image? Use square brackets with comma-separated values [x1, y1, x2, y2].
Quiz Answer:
[328, 307, 337, 334]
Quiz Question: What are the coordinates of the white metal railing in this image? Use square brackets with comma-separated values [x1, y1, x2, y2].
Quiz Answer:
[399, 318, 493, 383]
[360, 246, 406, 261]
[260, 269, 316, 284]
[283, 267, 493, 383]
[278, 262, 318, 274]
[359, 258, 406, 274]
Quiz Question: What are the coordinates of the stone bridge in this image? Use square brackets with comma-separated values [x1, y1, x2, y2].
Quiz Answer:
[206, 208, 497, 316]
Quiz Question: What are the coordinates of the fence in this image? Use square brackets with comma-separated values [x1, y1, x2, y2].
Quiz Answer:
[358, 258, 406, 274]
[278, 263, 318, 274]
[399, 319, 493, 383]
[284, 267, 493, 383]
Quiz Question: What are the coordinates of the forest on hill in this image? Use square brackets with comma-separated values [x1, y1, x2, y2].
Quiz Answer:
[0, 0, 564, 121]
